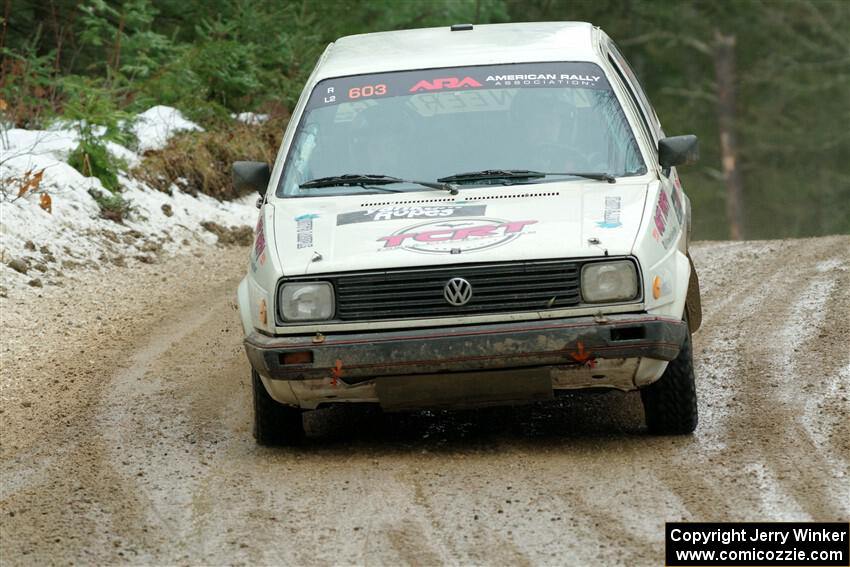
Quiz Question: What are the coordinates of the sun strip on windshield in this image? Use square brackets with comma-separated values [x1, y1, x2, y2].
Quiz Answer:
[306, 62, 612, 111]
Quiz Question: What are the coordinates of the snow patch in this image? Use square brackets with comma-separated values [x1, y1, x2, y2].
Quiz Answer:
[233, 112, 269, 125]
[131, 105, 203, 153]
[1, 108, 255, 292]
[2, 126, 140, 168]
[815, 257, 847, 273]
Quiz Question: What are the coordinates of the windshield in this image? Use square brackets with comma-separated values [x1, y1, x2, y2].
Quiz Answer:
[277, 62, 646, 197]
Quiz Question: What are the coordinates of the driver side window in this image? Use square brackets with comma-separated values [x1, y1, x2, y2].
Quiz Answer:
[608, 42, 662, 143]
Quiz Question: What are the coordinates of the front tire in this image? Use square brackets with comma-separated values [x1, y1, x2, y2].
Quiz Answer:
[640, 325, 699, 434]
[252, 369, 305, 445]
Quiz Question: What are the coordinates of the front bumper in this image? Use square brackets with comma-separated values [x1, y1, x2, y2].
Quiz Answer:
[244, 313, 687, 384]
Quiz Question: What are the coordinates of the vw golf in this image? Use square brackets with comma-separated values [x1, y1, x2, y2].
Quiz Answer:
[234, 22, 702, 444]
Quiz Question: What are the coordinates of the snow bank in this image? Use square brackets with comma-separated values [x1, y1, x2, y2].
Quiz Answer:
[1, 128, 139, 168]
[0, 107, 256, 293]
[131, 105, 203, 153]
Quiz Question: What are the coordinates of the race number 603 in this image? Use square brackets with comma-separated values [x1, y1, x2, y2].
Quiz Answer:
[349, 84, 387, 99]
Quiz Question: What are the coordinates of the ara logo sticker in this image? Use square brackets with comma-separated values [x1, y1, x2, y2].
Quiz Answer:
[336, 205, 486, 225]
[409, 77, 482, 92]
[378, 218, 537, 254]
[596, 196, 622, 228]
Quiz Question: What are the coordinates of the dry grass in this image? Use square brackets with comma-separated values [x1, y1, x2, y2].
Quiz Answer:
[133, 115, 288, 200]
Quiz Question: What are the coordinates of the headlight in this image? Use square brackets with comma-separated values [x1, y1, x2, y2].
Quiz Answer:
[278, 282, 335, 321]
[581, 261, 638, 303]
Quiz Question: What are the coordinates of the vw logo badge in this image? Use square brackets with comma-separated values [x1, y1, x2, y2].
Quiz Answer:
[444, 277, 473, 306]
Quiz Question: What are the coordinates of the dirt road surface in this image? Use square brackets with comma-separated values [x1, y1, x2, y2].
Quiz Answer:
[1, 236, 848, 566]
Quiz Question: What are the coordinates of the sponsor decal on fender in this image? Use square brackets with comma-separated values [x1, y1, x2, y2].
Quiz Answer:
[337, 204, 486, 225]
[651, 190, 679, 249]
[670, 179, 684, 225]
[254, 215, 267, 256]
[295, 213, 319, 249]
[378, 218, 537, 254]
[251, 214, 267, 272]
[672, 170, 683, 191]
[596, 196, 622, 228]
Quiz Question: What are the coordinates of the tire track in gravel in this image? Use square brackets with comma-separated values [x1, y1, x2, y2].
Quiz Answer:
[741, 249, 849, 520]
[0, 248, 251, 565]
[96, 302, 230, 555]
[691, 236, 849, 521]
[550, 469, 659, 564]
[650, 237, 849, 523]
[726, 238, 848, 521]
[2, 238, 848, 566]
[404, 464, 533, 566]
[789, 258, 850, 463]
[0, 340, 164, 562]
[93, 277, 262, 565]
[646, 239, 801, 522]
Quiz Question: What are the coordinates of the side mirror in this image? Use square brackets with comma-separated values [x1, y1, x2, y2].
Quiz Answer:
[233, 161, 271, 196]
[658, 135, 699, 168]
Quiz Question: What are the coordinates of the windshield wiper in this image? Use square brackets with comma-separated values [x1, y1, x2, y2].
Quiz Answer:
[548, 171, 617, 183]
[300, 174, 458, 194]
[437, 169, 616, 184]
[437, 169, 545, 183]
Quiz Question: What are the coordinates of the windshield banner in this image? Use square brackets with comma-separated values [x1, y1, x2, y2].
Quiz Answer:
[307, 62, 610, 110]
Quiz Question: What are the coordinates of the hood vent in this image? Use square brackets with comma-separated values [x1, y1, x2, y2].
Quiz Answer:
[360, 191, 560, 208]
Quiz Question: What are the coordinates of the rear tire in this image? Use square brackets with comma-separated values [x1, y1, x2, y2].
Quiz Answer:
[640, 324, 698, 434]
[252, 369, 305, 446]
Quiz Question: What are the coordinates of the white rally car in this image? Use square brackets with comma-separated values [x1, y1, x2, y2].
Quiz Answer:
[234, 22, 702, 444]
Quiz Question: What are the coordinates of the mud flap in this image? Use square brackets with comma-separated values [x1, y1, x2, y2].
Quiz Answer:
[375, 368, 554, 412]
[685, 252, 702, 333]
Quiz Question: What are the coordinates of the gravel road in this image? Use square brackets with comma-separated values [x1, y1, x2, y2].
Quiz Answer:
[1, 236, 848, 566]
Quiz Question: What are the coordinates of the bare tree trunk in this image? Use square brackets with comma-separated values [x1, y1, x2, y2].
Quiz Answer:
[0, 0, 10, 52]
[713, 31, 745, 240]
[32, 1, 50, 56]
[48, 0, 63, 74]
[111, 11, 126, 79]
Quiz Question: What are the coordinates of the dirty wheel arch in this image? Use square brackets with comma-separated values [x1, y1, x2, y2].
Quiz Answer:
[685, 252, 702, 333]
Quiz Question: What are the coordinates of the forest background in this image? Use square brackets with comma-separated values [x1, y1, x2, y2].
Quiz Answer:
[3, 0, 848, 240]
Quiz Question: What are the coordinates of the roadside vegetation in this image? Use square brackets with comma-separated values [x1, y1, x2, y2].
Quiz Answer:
[2, 0, 847, 239]
[133, 115, 288, 200]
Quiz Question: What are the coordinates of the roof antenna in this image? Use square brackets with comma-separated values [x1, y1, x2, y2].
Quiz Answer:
[451, 24, 473, 32]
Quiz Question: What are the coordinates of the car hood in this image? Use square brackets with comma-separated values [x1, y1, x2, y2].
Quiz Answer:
[271, 180, 650, 276]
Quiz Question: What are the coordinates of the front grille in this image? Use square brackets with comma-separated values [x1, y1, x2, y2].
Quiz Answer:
[327, 260, 585, 321]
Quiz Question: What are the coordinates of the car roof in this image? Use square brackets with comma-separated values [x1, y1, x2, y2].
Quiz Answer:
[315, 22, 603, 80]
